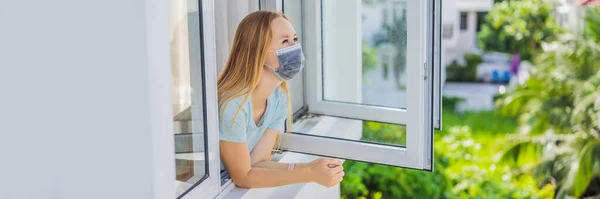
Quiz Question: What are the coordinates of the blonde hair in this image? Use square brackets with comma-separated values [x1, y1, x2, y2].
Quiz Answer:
[217, 10, 293, 155]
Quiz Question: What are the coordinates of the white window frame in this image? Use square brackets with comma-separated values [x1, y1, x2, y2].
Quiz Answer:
[305, 0, 423, 125]
[433, 0, 442, 130]
[176, 0, 441, 196]
[279, 0, 439, 170]
[177, 0, 221, 198]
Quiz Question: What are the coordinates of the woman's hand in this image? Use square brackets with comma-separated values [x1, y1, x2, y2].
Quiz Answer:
[307, 158, 344, 188]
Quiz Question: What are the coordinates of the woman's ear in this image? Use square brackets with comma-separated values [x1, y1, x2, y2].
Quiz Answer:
[264, 52, 280, 69]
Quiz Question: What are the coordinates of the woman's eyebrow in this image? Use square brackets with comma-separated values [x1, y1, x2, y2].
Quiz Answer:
[280, 33, 297, 39]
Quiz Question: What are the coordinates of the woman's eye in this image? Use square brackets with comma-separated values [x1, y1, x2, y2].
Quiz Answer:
[282, 39, 288, 44]
[293, 37, 298, 42]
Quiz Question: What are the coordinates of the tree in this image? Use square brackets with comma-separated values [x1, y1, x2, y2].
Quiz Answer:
[585, 6, 600, 44]
[496, 8, 600, 198]
[477, 0, 562, 61]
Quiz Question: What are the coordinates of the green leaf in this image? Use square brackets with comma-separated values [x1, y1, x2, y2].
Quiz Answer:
[572, 139, 600, 197]
[500, 138, 545, 166]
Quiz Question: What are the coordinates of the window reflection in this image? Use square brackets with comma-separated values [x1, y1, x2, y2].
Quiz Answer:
[169, 0, 207, 196]
[322, 0, 408, 109]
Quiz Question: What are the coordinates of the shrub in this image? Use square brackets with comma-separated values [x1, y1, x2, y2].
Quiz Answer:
[446, 53, 482, 82]
[341, 110, 552, 199]
[442, 96, 465, 112]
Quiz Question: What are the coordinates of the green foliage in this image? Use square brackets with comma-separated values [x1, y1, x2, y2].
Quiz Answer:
[498, 132, 600, 198]
[446, 60, 463, 81]
[446, 53, 482, 82]
[362, 44, 378, 74]
[439, 127, 554, 199]
[361, 122, 406, 145]
[341, 110, 552, 199]
[572, 139, 600, 197]
[496, 10, 600, 198]
[464, 53, 483, 64]
[442, 110, 518, 136]
[345, 3, 600, 199]
[341, 159, 448, 199]
[477, 0, 562, 61]
[442, 96, 465, 112]
[584, 7, 600, 44]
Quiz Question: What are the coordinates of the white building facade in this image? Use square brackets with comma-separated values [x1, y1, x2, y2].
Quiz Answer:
[443, 0, 494, 65]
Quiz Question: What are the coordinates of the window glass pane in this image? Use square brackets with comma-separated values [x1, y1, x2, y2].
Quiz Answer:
[322, 0, 407, 109]
[283, 0, 306, 114]
[294, 116, 407, 147]
[362, 121, 406, 146]
[169, 0, 207, 196]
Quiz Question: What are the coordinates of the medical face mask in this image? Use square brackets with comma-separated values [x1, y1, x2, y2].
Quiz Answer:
[264, 44, 305, 81]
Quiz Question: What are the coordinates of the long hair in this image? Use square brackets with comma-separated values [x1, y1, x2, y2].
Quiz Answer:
[217, 10, 293, 155]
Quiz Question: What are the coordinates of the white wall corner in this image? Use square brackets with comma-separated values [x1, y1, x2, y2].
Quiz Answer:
[147, 0, 177, 198]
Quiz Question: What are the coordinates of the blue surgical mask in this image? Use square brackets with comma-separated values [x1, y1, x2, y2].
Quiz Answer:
[264, 44, 305, 81]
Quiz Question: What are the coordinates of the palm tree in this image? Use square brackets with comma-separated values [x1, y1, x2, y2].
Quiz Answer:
[496, 8, 600, 198]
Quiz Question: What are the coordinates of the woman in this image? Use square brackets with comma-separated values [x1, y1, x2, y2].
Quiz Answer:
[218, 11, 344, 189]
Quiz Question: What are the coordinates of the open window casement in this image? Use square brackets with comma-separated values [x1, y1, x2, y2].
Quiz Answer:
[171, 0, 221, 198]
[278, 0, 442, 171]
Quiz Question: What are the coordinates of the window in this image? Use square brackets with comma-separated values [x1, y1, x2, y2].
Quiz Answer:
[460, 12, 468, 30]
[161, 1, 443, 198]
[279, 0, 440, 170]
[169, 0, 220, 198]
[174, 0, 440, 195]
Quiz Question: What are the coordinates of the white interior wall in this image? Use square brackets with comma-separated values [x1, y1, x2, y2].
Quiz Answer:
[0, 0, 174, 198]
[214, 0, 260, 74]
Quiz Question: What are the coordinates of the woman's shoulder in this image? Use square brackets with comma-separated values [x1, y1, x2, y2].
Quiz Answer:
[272, 87, 288, 103]
[269, 88, 288, 112]
[221, 95, 251, 113]
[267, 87, 289, 125]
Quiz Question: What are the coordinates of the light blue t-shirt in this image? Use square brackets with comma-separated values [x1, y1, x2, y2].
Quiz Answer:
[219, 88, 288, 171]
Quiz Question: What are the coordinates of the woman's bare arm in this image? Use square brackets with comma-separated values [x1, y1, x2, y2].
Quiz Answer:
[249, 129, 310, 170]
[220, 140, 343, 188]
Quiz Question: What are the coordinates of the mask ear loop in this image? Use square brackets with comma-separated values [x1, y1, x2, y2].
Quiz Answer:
[264, 63, 276, 70]
[264, 50, 279, 70]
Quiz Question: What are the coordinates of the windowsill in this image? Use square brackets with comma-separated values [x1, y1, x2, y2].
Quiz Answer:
[217, 115, 362, 199]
